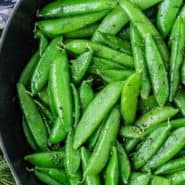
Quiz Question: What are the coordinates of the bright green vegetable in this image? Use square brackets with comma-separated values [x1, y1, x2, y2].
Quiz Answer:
[129, 173, 151, 185]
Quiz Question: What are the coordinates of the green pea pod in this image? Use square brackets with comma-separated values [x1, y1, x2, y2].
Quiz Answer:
[38, 0, 116, 18]
[119, 0, 169, 68]
[136, 106, 178, 130]
[36, 167, 70, 185]
[169, 17, 185, 101]
[144, 127, 185, 170]
[49, 50, 73, 143]
[155, 157, 185, 175]
[73, 82, 123, 149]
[22, 117, 38, 151]
[116, 142, 131, 184]
[24, 151, 64, 168]
[69, 173, 82, 185]
[130, 24, 151, 99]
[34, 170, 61, 185]
[129, 173, 151, 185]
[37, 11, 108, 37]
[174, 90, 185, 117]
[181, 59, 185, 85]
[121, 72, 141, 124]
[19, 50, 40, 88]
[92, 57, 126, 70]
[66, 40, 134, 68]
[92, 0, 162, 41]
[157, 0, 183, 37]
[71, 84, 80, 128]
[37, 87, 50, 107]
[64, 23, 98, 38]
[84, 107, 120, 176]
[124, 138, 139, 153]
[105, 146, 119, 185]
[97, 32, 132, 56]
[71, 50, 93, 84]
[120, 126, 143, 139]
[35, 29, 49, 56]
[65, 130, 81, 177]
[139, 96, 158, 114]
[150, 176, 171, 185]
[96, 69, 133, 83]
[17, 83, 48, 151]
[81, 147, 101, 185]
[169, 171, 185, 185]
[31, 36, 62, 94]
[133, 125, 171, 169]
[79, 81, 95, 111]
[145, 34, 169, 106]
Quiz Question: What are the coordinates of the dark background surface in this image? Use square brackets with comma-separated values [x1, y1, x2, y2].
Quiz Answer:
[0, 0, 50, 184]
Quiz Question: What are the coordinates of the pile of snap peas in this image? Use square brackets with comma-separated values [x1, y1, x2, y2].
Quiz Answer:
[17, 0, 185, 184]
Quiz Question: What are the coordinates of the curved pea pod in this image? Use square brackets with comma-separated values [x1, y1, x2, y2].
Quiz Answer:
[120, 126, 143, 139]
[129, 173, 151, 185]
[71, 50, 93, 84]
[36, 167, 70, 185]
[119, 0, 169, 68]
[157, 0, 183, 37]
[117, 142, 131, 184]
[84, 107, 120, 176]
[121, 72, 141, 124]
[65, 130, 81, 177]
[144, 127, 185, 170]
[92, 57, 126, 70]
[105, 146, 119, 185]
[145, 34, 169, 106]
[92, 0, 162, 42]
[31, 37, 62, 94]
[132, 125, 171, 169]
[124, 138, 139, 153]
[174, 90, 185, 117]
[150, 176, 171, 185]
[49, 50, 73, 143]
[136, 106, 178, 130]
[24, 151, 64, 168]
[19, 50, 40, 88]
[139, 96, 158, 114]
[155, 157, 185, 175]
[130, 24, 151, 99]
[97, 32, 132, 56]
[66, 40, 134, 68]
[35, 29, 49, 56]
[22, 117, 38, 151]
[17, 83, 48, 151]
[169, 17, 185, 101]
[81, 147, 101, 185]
[79, 81, 95, 111]
[64, 23, 98, 38]
[96, 69, 133, 83]
[37, 87, 50, 107]
[73, 82, 123, 149]
[71, 84, 80, 128]
[37, 11, 108, 37]
[38, 0, 116, 18]
[169, 171, 185, 185]
[34, 170, 61, 185]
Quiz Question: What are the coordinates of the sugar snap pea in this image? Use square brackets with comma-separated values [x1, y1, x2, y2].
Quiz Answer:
[120, 126, 143, 139]
[17, 83, 48, 151]
[73, 82, 123, 149]
[121, 72, 141, 125]
[174, 90, 185, 117]
[144, 127, 185, 170]
[129, 173, 151, 185]
[84, 107, 120, 176]
[81, 147, 101, 185]
[31, 36, 62, 94]
[38, 0, 116, 18]
[169, 171, 185, 185]
[145, 34, 169, 106]
[157, 0, 183, 37]
[150, 176, 171, 185]
[66, 40, 134, 68]
[37, 11, 108, 37]
[37, 87, 49, 107]
[105, 146, 119, 185]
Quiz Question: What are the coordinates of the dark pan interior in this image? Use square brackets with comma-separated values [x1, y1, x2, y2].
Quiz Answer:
[0, 0, 51, 184]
